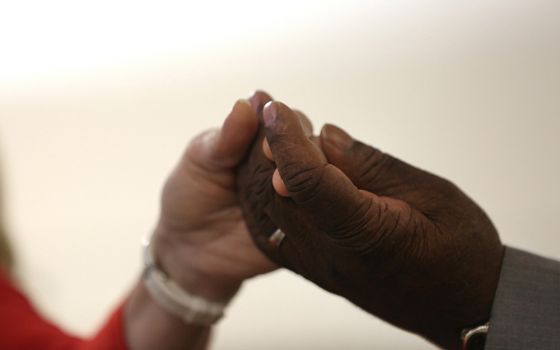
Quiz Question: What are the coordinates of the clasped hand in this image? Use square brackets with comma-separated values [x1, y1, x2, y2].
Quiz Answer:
[236, 91, 504, 350]
[152, 90, 504, 350]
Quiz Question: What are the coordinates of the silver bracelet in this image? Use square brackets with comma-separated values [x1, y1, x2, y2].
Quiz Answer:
[142, 236, 227, 326]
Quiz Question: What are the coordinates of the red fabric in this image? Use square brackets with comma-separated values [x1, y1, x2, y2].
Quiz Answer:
[0, 269, 128, 350]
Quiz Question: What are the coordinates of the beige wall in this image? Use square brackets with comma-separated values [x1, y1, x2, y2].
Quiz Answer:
[0, 1, 559, 349]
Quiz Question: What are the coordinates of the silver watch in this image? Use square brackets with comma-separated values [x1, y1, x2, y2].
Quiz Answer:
[461, 322, 489, 350]
[142, 236, 227, 326]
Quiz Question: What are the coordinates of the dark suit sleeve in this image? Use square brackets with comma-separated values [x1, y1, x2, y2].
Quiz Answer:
[485, 246, 560, 350]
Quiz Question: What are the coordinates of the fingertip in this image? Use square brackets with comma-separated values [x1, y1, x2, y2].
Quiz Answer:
[319, 123, 337, 138]
[263, 101, 326, 176]
[235, 98, 253, 112]
[248, 89, 272, 100]
[294, 109, 314, 135]
[262, 138, 274, 160]
[212, 99, 258, 167]
[263, 101, 276, 127]
[248, 90, 273, 112]
[223, 99, 257, 135]
[320, 123, 354, 158]
[263, 101, 292, 128]
[272, 168, 290, 197]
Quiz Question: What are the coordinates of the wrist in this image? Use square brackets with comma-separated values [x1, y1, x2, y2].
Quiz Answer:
[152, 226, 241, 303]
[125, 281, 211, 350]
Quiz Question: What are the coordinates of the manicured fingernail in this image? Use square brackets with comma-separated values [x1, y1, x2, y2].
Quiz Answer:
[321, 124, 353, 150]
[263, 101, 277, 127]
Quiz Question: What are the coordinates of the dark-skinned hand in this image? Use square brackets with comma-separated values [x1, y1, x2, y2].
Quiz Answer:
[236, 91, 504, 350]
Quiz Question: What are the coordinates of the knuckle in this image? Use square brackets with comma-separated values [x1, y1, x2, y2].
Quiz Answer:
[329, 197, 382, 254]
[425, 176, 464, 208]
[438, 177, 462, 196]
[329, 197, 373, 235]
[281, 162, 327, 202]
[353, 143, 393, 186]
[331, 197, 413, 257]
[247, 171, 274, 210]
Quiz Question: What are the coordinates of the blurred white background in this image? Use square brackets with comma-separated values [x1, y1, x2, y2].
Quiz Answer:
[0, 0, 559, 349]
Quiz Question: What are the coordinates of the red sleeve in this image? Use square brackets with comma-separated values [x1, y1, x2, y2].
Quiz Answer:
[0, 269, 128, 350]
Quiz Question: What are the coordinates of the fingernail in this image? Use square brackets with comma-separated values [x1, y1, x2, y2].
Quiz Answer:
[262, 138, 273, 160]
[233, 98, 251, 111]
[321, 124, 353, 150]
[263, 101, 276, 127]
[247, 90, 261, 110]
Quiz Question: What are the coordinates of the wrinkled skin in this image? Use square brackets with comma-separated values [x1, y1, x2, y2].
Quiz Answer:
[236, 92, 504, 350]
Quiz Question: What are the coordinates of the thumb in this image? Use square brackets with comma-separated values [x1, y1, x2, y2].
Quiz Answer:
[263, 101, 379, 233]
[190, 99, 258, 171]
[212, 99, 258, 167]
